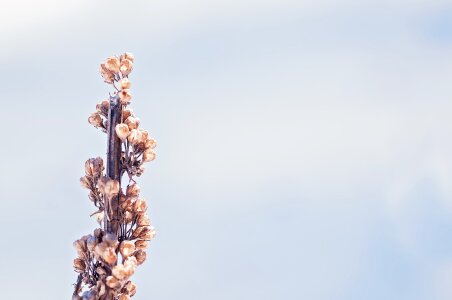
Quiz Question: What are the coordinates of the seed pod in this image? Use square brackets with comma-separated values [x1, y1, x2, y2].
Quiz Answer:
[118, 89, 132, 105]
[143, 149, 156, 162]
[100, 64, 115, 83]
[126, 183, 140, 197]
[106, 276, 121, 289]
[112, 264, 127, 280]
[88, 113, 103, 127]
[120, 240, 136, 258]
[120, 78, 131, 89]
[133, 198, 147, 214]
[73, 258, 86, 272]
[120, 59, 133, 76]
[115, 123, 130, 141]
[105, 56, 120, 73]
[120, 52, 135, 63]
[135, 240, 148, 250]
[134, 249, 147, 265]
[125, 116, 140, 130]
[127, 129, 142, 145]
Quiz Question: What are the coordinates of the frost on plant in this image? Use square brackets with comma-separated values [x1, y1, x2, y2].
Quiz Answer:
[73, 53, 157, 300]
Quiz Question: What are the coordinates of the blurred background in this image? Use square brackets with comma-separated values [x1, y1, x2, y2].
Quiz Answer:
[1, 0, 452, 299]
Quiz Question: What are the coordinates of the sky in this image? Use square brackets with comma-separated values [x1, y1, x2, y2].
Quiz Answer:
[1, 0, 452, 299]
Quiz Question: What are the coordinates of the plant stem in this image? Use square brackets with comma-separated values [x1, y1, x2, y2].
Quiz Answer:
[105, 94, 122, 235]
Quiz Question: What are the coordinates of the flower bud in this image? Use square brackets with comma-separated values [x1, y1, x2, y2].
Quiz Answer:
[106, 276, 121, 289]
[126, 183, 140, 197]
[120, 78, 131, 89]
[115, 123, 130, 141]
[88, 113, 102, 127]
[120, 241, 136, 258]
[134, 249, 147, 265]
[125, 116, 140, 130]
[127, 129, 142, 145]
[118, 89, 132, 105]
[143, 149, 156, 162]
[105, 56, 120, 73]
[120, 59, 133, 76]
[135, 240, 148, 250]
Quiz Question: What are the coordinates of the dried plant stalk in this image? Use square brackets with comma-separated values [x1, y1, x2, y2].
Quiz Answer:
[73, 53, 157, 300]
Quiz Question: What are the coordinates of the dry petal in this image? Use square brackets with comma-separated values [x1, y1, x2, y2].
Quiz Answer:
[73, 258, 86, 272]
[120, 240, 136, 258]
[104, 179, 120, 200]
[137, 213, 151, 226]
[115, 123, 130, 141]
[102, 247, 117, 265]
[123, 108, 134, 120]
[100, 64, 115, 83]
[80, 176, 91, 189]
[133, 198, 147, 214]
[120, 52, 135, 63]
[145, 138, 157, 149]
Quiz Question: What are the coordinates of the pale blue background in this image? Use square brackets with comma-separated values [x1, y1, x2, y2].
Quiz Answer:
[1, 0, 452, 299]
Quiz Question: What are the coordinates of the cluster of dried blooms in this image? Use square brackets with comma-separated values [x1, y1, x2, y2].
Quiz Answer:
[73, 53, 157, 300]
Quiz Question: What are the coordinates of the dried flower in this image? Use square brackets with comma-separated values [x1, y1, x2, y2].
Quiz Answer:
[104, 179, 120, 200]
[137, 213, 150, 226]
[112, 264, 127, 280]
[120, 78, 131, 89]
[118, 294, 130, 300]
[122, 281, 137, 296]
[126, 183, 140, 197]
[115, 123, 130, 141]
[100, 64, 115, 83]
[134, 250, 147, 265]
[143, 148, 156, 162]
[123, 108, 134, 119]
[73, 258, 86, 272]
[120, 59, 133, 76]
[120, 241, 136, 258]
[120, 52, 135, 63]
[125, 116, 140, 130]
[127, 129, 142, 145]
[96, 100, 110, 115]
[102, 247, 117, 265]
[145, 138, 157, 149]
[135, 240, 148, 250]
[85, 157, 104, 177]
[105, 56, 120, 73]
[133, 198, 147, 213]
[80, 176, 91, 189]
[118, 89, 132, 105]
[106, 275, 121, 289]
[139, 226, 156, 240]
[88, 113, 103, 127]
